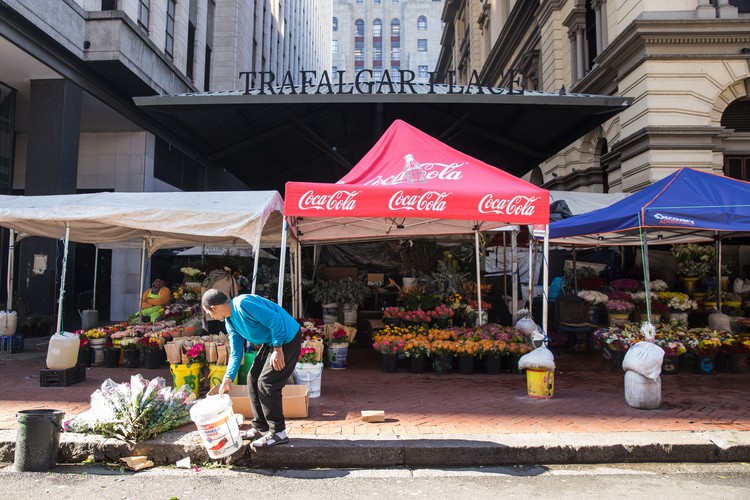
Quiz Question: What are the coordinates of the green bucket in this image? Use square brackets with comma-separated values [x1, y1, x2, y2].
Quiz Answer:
[236, 351, 257, 385]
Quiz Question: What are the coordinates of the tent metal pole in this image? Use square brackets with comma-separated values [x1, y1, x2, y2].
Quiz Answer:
[542, 225, 549, 339]
[295, 237, 303, 317]
[474, 229, 483, 326]
[502, 232, 507, 302]
[137, 239, 146, 324]
[641, 226, 652, 322]
[528, 231, 534, 315]
[55, 224, 71, 334]
[511, 229, 518, 322]
[289, 242, 298, 316]
[6, 229, 14, 311]
[251, 233, 262, 295]
[572, 247, 578, 294]
[277, 219, 289, 306]
[92, 244, 99, 311]
[715, 232, 722, 309]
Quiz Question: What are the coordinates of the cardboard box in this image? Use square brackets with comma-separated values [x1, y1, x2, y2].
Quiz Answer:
[321, 266, 358, 281]
[208, 384, 309, 418]
[367, 273, 385, 286]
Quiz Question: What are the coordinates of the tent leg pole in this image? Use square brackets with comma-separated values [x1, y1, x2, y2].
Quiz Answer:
[511, 229, 518, 322]
[277, 219, 289, 307]
[7, 229, 14, 311]
[474, 229, 483, 326]
[55, 224, 70, 334]
[641, 226, 652, 322]
[251, 234, 262, 295]
[572, 247, 578, 294]
[137, 239, 146, 324]
[528, 233, 534, 315]
[716, 232, 722, 309]
[92, 244, 99, 311]
[295, 238, 302, 317]
[542, 225, 549, 341]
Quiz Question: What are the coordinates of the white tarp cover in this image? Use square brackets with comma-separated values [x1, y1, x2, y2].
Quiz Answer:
[549, 191, 629, 217]
[0, 191, 284, 252]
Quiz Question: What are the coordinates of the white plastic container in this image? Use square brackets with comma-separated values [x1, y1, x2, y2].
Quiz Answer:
[0, 311, 17, 335]
[189, 394, 243, 459]
[46, 331, 80, 370]
[624, 370, 661, 409]
[293, 362, 323, 398]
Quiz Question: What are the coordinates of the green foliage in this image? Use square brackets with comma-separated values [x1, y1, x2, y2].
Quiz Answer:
[399, 239, 442, 276]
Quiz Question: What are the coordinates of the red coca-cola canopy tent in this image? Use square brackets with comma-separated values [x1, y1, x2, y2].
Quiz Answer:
[284, 119, 550, 243]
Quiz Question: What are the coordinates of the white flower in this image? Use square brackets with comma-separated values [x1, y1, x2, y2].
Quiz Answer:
[578, 290, 608, 305]
[649, 280, 668, 292]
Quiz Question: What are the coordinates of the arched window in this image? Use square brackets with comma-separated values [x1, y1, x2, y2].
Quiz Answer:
[417, 15, 427, 30]
[332, 17, 338, 32]
[390, 18, 400, 36]
[373, 19, 382, 37]
[355, 19, 364, 36]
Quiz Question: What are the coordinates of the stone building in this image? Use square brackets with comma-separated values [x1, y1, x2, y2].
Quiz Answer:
[436, 0, 750, 193]
[333, 0, 445, 83]
[0, 0, 329, 322]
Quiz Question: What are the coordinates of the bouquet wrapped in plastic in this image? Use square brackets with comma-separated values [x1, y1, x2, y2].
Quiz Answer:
[63, 375, 196, 442]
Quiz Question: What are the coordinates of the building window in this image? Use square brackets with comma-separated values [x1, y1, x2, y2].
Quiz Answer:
[392, 67, 400, 81]
[373, 19, 382, 37]
[391, 46, 400, 60]
[374, 0, 381, 4]
[138, 0, 150, 31]
[333, 17, 338, 31]
[357, 0, 363, 3]
[373, 69, 382, 79]
[725, 157, 750, 181]
[332, 40, 338, 54]
[373, 45, 382, 61]
[393, 0, 399, 3]
[101, 0, 117, 10]
[417, 39, 427, 51]
[332, 65, 338, 73]
[391, 18, 400, 36]
[417, 15, 427, 30]
[355, 19, 364, 36]
[186, 22, 195, 79]
[418, 65, 428, 78]
[165, 0, 175, 59]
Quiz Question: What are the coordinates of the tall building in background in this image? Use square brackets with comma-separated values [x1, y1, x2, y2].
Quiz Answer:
[0, 0, 329, 322]
[436, 1, 750, 195]
[333, 0, 445, 83]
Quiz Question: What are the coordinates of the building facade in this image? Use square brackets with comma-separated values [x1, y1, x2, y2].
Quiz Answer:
[436, 0, 750, 194]
[0, 0, 330, 322]
[332, 0, 445, 83]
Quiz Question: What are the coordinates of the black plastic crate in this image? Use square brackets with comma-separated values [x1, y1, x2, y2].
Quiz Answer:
[40, 363, 86, 387]
[11, 333, 24, 353]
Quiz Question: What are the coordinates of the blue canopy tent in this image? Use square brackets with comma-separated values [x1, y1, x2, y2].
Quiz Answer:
[548, 168, 750, 318]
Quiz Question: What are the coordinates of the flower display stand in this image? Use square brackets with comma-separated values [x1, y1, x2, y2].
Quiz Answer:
[170, 363, 203, 397]
[407, 355, 426, 374]
[326, 343, 348, 369]
[380, 353, 398, 373]
[484, 355, 502, 375]
[103, 347, 120, 368]
[293, 362, 323, 397]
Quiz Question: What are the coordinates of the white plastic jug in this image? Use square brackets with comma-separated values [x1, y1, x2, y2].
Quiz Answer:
[46, 331, 80, 370]
[0, 311, 17, 335]
[190, 394, 242, 459]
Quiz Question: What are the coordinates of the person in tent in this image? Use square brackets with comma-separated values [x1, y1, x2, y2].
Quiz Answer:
[201, 264, 239, 334]
[138, 278, 171, 323]
[201, 289, 301, 448]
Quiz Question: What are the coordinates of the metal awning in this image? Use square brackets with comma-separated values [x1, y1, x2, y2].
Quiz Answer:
[134, 83, 630, 192]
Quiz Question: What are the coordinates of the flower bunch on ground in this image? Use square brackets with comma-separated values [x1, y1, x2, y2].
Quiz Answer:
[578, 290, 608, 305]
[137, 336, 162, 350]
[371, 335, 406, 354]
[185, 343, 206, 366]
[657, 292, 698, 312]
[382, 306, 404, 319]
[606, 291, 632, 302]
[330, 328, 349, 344]
[605, 300, 635, 314]
[402, 337, 431, 358]
[62, 375, 195, 442]
[655, 338, 686, 357]
[577, 277, 608, 292]
[609, 278, 640, 292]
[299, 347, 320, 364]
[84, 328, 107, 339]
[722, 337, 750, 354]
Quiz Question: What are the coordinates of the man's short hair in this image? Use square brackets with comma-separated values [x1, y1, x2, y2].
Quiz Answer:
[202, 289, 229, 309]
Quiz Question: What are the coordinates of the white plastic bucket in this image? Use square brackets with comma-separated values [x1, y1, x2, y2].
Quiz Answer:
[189, 394, 243, 459]
[342, 304, 357, 325]
[624, 370, 661, 410]
[293, 362, 323, 398]
[0, 311, 17, 335]
[80, 310, 98, 330]
[322, 303, 338, 325]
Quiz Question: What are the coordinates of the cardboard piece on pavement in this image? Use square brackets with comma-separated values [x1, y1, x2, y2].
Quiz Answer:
[120, 456, 154, 471]
[361, 410, 385, 423]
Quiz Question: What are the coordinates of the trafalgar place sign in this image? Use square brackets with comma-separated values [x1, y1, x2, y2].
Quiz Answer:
[238, 68, 527, 96]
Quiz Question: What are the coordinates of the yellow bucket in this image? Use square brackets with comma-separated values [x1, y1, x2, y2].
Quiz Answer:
[526, 368, 554, 399]
[170, 363, 203, 397]
[208, 364, 237, 389]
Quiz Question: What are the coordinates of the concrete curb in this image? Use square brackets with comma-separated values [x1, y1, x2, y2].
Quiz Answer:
[2, 430, 750, 468]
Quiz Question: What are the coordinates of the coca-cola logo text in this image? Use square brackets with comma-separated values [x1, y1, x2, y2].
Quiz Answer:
[478, 195, 539, 216]
[365, 162, 465, 186]
[297, 190, 360, 211]
[388, 191, 450, 212]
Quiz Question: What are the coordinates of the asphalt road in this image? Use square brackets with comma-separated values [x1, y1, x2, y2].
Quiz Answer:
[1, 462, 748, 499]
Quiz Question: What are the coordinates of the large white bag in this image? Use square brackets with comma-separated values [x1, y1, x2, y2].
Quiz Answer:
[622, 341, 664, 380]
[518, 345, 555, 371]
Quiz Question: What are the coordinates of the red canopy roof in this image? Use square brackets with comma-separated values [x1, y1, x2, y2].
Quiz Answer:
[284, 120, 549, 242]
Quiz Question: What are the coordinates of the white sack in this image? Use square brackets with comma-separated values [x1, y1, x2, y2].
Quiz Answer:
[622, 341, 664, 381]
[518, 345, 555, 371]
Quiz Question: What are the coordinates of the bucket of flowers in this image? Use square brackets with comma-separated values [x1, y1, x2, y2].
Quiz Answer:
[326, 327, 350, 369]
[578, 290, 609, 324]
[654, 337, 686, 375]
[687, 332, 722, 374]
[429, 339, 457, 374]
[609, 278, 640, 293]
[402, 336, 431, 373]
[478, 339, 507, 374]
[382, 306, 404, 327]
[605, 299, 635, 327]
[75, 329, 93, 367]
[657, 291, 697, 324]
[429, 304, 455, 329]
[721, 337, 750, 374]
[293, 346, 324, 397]
[138, 336, 164, 369]
[372, 334, 406, 373]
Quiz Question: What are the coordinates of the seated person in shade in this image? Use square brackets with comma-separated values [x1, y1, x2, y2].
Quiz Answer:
[139, 278, 171, 322]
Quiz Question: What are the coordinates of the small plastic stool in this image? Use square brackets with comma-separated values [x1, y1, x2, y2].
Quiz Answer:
[0, 335, 13, 353]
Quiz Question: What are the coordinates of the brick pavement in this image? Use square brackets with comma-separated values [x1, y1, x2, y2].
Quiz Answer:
[1, 338, 748, 436]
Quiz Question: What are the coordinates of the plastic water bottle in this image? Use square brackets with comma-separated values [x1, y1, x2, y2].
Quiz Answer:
[403, 154, 427, 184]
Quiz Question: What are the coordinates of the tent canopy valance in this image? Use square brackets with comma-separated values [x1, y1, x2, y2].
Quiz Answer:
[548, 168, 750, 246]
[284, 120, 550, 244]
[0, 191, 284, 253]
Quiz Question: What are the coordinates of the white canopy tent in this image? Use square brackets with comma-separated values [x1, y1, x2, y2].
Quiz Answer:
[0, 191, 284, 332]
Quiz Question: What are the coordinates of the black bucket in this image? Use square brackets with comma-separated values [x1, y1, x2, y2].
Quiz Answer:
[14, 409, 65, 471]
